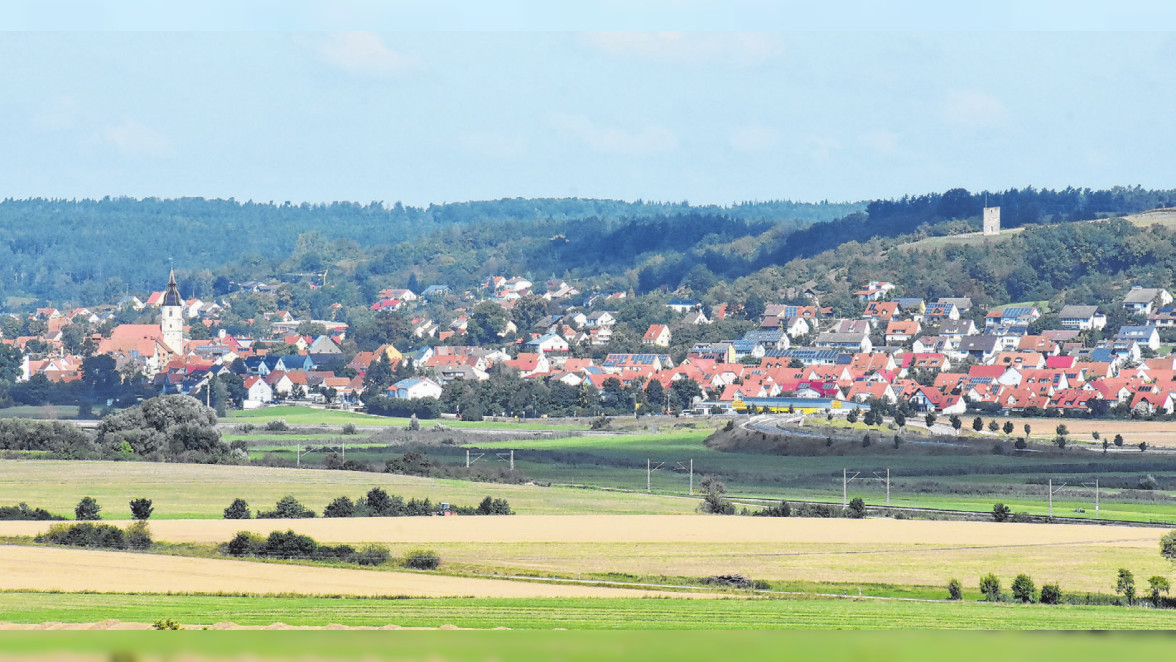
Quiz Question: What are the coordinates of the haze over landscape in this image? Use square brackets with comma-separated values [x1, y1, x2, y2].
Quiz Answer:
[5, 1, 1176, 654]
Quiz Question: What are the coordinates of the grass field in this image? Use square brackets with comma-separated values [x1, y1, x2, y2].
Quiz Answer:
[226, 406, 578, 431]
[454, 428, 1176, 523]
[0, 592, 1174, 630]
[0, 460, 698, 519]
[0, 405, 81, 420]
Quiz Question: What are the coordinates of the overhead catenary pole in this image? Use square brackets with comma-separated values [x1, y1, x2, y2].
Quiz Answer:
[648, 458, 651, 493]
[466, 449, 470, 469]
[690, 459, 694, 496]
[1095, 479, 1099, 518]
[510, 449, 514, 471]
[886, 468, 890, 507]
[1049, 478, 1052, 518]
[843, 468, 847, 507]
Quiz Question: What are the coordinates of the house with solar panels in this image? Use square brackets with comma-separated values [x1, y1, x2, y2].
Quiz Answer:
[984, 305, 1040, 329]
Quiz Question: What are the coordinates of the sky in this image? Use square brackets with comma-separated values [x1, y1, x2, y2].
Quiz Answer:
[1, 2, 1175, 206]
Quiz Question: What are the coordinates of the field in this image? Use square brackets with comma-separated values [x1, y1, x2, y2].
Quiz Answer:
[999, 416, 1176, 447]
[225, 406, 576, 431]
[0, 545, 690, 599]
[0, 593, 1175, 631]
[2, 516, 1169, 596]
[0, 460, 697, 518]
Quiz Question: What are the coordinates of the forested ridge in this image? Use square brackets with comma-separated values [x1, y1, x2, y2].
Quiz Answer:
[0, 196, 858, 306]
[2, 186, 1175, 310]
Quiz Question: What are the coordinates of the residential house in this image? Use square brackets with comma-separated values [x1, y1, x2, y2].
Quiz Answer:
[666, 298, 700, 313]
[243, 376, 274, 405]
[885, 319, 921, 345]
[1058, 305, 1107, 331]
[390, 377, 444, 400]
[814, 331, 872, 353]
[1117, 325, 1161, 351]
[853, 281, 895, 302]
[642, 324, 672, 347]
[1123, 287, 1173, 316]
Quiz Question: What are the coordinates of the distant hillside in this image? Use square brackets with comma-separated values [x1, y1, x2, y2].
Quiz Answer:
[0, 196, 861, 307]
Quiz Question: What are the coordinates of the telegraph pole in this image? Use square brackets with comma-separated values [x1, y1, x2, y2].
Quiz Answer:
[648, 459, 651, 493]
[690, 459, 693, 495]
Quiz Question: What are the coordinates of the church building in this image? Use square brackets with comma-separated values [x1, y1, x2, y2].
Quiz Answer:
[160, 269, 185, 355]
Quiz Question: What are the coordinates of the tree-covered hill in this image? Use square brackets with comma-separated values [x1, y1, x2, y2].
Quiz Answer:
[0, 196, 860, 307]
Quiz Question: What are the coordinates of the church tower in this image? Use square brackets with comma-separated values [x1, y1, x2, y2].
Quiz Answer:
[160, 269, 185, 355]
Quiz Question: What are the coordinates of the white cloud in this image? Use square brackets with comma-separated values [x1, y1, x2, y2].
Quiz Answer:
[943, 90, 1007, 128]
[550, 114, 677, 155]
[584, 32, 780, 66]
[104, 119, 170, 157]
[730, 125, 781, 152]
[318, 32, 419, 77]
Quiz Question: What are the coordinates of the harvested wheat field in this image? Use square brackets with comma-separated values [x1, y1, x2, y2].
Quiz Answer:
[0, 515, 1165, 546]
[1000, 417, 1176, 447]
[0, 545, 696, 599]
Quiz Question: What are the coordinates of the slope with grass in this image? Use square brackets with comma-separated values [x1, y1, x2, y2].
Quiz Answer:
[0, 460, 697, 519]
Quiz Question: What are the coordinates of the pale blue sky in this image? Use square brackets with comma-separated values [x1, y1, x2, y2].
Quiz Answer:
[1, 2, 1175, 205]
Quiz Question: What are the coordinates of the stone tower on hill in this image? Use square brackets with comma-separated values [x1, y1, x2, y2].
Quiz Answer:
[982, 206, 1001, 236]
[160, 269, 185, 355]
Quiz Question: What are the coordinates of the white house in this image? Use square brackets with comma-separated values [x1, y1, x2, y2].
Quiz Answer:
[243, 376, 273, 406]
[1058, 305, 1107, 331]
[391, 377, 444, 400]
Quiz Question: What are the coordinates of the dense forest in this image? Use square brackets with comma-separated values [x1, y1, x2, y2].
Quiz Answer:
[0, 196, 859, 307]
[2, 186, 1174, 313]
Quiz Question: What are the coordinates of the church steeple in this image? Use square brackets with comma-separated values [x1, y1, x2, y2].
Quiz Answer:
[160, 268, 185, 355]
[162, 268, 184, 308]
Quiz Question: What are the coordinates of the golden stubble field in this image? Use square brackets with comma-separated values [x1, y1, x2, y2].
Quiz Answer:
[1000, 418, 1176, 447]
[0, 544, 698, 599]
[1, 515, 1164, 545]
[2, 516, 1170, 594]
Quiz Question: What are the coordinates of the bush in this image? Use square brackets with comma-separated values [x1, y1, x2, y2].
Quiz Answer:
[1011, 573, 1037, 603]
[36, 522, 131, 549]
[0, 503, 63, 521]
[476, 496, 513, 515]
[265, 420, 289, 432]
[794, 503, 839, 518]
[257, 495, 316, 519]
[402, 548, 441, 570]
[359, 487, 404, 517]
[224, 498, 251, 519]
[124, 520, 153, 550]
[323, 496, 355, 518]
[152, 619, 182, 631]
[947, 578, 963, 600]
[1138, 474, 1159, 490]
[1014, 438, 1027, 450]
[846, 497, 867, 519]
[341, 423, 358, 435]
[226, 531, 263, 556]
[1039, 583, 1063, 605]
[75, 496, 101, 521]
[753, 501, 791, 517]
[992, 503, 1011, 523]
[979, 573, 1002, 601]
[129, 498, 153, 520]
[263, 529, 319, 558]
[351, 544, 391, 566]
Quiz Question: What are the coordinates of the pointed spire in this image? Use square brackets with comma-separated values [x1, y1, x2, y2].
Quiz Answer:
[162, 267, 183, 307]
